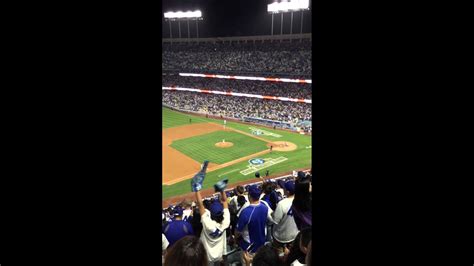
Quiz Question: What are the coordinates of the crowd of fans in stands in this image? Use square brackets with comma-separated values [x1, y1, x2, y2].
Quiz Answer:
[162, 171, 313, 266]
[162, 75, 312, 100]
[162, 41, 311, 76]
[162, 91, 312, 126]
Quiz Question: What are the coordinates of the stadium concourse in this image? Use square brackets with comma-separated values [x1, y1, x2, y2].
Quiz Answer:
[162, 27, 312, 266]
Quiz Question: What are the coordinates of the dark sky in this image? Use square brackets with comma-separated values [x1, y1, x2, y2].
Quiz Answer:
[162, 0, 311, 38]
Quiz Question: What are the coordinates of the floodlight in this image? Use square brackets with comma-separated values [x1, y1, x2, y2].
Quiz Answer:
[267, 2, 279, 12]
[267, 0, 309, 13]
[299, 0, 309, 9]
[164, 10, 202, 19]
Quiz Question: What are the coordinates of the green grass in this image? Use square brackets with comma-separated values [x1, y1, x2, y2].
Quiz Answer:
[162, 107, 312, 199]
[170, 131, 269, 164]
[162, 107, 207, 129]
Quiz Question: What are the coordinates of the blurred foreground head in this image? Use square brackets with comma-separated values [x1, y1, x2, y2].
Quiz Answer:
[164, 235, 208, 266]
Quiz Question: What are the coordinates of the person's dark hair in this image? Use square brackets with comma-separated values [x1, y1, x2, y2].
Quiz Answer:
[237, 195, 247, 207]
[271, 182, 277, 190]
[203, 199, 211, 210]
[164, 236, 208, 266]
[269, 190, 281, 211]
[235, 185, 245, 195]
[252, 245, 280, 266]
[292, 178, 311, 212]
[211, 213, 224, 223]
[263, 182, 273, 195]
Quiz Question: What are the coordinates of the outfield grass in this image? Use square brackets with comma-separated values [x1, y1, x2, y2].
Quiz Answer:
[162, 107, 312, 199]
[170, 130, 268, 164]
[162, 107, 207, 129]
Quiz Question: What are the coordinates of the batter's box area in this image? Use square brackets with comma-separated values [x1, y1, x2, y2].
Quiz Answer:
[240, 156, 288, 175]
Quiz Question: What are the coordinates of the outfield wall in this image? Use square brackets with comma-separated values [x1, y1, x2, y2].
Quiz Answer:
[162, 105, 312, 135]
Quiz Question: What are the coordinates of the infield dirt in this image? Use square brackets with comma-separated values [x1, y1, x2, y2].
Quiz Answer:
[163, 122, 297, 186]
[162, 123, 221, 184]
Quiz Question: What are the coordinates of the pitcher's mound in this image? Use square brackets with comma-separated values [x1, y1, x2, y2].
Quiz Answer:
[267, 141, 297, 151]
[215, 142, 234, 148]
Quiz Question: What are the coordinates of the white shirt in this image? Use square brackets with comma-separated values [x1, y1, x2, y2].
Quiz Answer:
[162, 234, 169, 251]
[272, 197, 299, 243]
[200, 209, 231, 262]
[276, 188, 284, 196]
[290, 259, 306, 266]
[182, 209, 192, 221]
[238, 200, 275, 225]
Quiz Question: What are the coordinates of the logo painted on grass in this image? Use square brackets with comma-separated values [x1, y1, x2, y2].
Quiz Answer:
[249, 158, 265, 165]
[249, 127, 282, 138]
[240, 157, 288, 176]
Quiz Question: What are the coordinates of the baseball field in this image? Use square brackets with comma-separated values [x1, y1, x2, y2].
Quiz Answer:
[162, 107, 312, 200]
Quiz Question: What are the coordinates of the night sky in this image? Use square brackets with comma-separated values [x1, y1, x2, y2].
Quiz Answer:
[162, 0, 312, 38]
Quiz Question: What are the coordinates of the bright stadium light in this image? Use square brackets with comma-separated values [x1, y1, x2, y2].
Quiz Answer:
[268, 0, 310, 36]
[164, 10, 202, 19]
[164, 10, 203, 41]
[267, 0, 309, 13]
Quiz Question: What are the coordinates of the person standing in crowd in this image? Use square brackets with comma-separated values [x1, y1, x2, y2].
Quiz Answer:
[242, 244, 281, 266]
[163, 206, 194, 247]
[229, 186, 248, 234]
[235, 185, 269, 254]
[195, 187, 231, 265]
[181, 199, 193, 222]
[164, 235, 208, 266]
[272, 180, 299, 248]
[276, 180, 286, 196]
[291, 178, 312, 230]
[286, 232, 305, 266]
[190, 205, 203, 237]
[289, 227, 312, 266]
[260, 182, 273, 206]
[229, 185, 248, 208]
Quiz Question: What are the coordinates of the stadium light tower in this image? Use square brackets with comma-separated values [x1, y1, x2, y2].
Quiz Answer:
[164, 10, 203, 41]
[267, 0, 309, 36]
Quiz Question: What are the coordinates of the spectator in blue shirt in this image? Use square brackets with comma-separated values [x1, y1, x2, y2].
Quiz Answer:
[235, 185, 269, 253]
[163, 206, 194, 247]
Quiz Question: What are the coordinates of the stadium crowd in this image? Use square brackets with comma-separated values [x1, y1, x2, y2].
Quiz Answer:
[162, 91, 312, 127]
[162, 171, 313, 266]
[162, 75, 312, 100]
[162, 41, 311, 76]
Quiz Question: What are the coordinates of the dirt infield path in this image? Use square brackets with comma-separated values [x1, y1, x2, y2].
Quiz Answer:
[162, 123, 222, 184]
[164, 122, 298, 186]
[164, 148, 272, 185]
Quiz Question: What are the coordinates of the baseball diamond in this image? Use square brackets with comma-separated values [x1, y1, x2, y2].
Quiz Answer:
[162, 107, 311, 199]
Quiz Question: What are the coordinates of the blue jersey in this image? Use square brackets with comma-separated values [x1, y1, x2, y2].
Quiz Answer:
[163, 219, 194, 247]
[236, 202, 269, 253]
